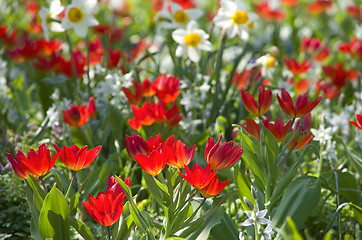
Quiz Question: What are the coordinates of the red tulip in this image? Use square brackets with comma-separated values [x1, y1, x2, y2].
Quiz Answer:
[339, 37, 362, 58]
[134, 147, 168, 176]
[241, 86, 272, 117]
[277, 88, 322, 118]
[106, 175, 131, 197]
[300, 37, 329, 62]
[63, 104, 89, 127]
[6, 152, 28, 179]
[179, 164, 230, 198]
[166, 140, 196, 169]
[255, 1, 285, 22]
[322, 63, 357, 89]
[264, 118, 293, 142]
[349, 114, 362, 130]
[283, 57, 312, 75]
[82, 190, 126, 226]
[307, 0, 332, 14]
[288, 113, 313, 149]
[164, 103, 183, 127]
[232, 68, 262, 90]
[125, 133, 149, 161]
[153, 74, 180, 103]
[141, 78, 156, 97]
[34, 52, 62, 72]
[240, 119, 261, 141]
[53, 144, 102, 171]
[172, 0, 195, 9]
[198, 176, 230, 198]
[178, 164, 217, 190]
[0, 25, 17, 47]
[87, 97, 97, 118]
[122, 81, 143, 105]
[204, 136, 243, 171]
[7, 144, 60, 179]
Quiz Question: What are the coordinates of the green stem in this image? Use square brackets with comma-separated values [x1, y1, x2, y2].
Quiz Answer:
[108, 226, 111, 240]
[40, 176, 47, 192]
[65, 171, 77, 199]
[65, 31, 78, 82]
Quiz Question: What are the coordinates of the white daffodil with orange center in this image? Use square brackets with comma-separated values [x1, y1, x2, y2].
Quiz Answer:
[38, 0, 64, 41]
[172, 20, 212, 62]
[61, 0, 99, 37]
[255, 54, 277, 78]
[162, 3, 203, 29]
[213, 0, 258, 40]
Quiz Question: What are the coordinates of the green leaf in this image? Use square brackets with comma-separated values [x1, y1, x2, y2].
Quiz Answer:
[189, 208, 224, 240]
[67, 215, 94, 240]
[269, 146, 317, 206]
[115, 176, 149, 234]
[27, 175, 46, 211]
[210, 212, 240, 240]
[276, 217, 304, 240]
[143, 172, 167, 207]
[39, 184, 70, 239]
[239, 131, 266, 189]
[234, 164, 254, 210]
[272, 176, 321, 229]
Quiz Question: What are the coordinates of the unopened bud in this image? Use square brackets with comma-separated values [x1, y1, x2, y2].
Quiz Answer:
[268, 46, 279, 57]
[243, 197, 254, 210]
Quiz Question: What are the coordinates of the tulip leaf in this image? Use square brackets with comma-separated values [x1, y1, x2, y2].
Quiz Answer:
[210, 211, 240, 240]
[116, 176, 150, 234]
[189, 208, 224, 240]
[234, 164, 254, 210]
[39, 184, 70, 239]
[26, 185, 43, 240]
[239, 131, 266, 189]
[271, 176, 321, 229]
[27, 175, 46, 211]
[67, 215, 94, 240]
[269, 145, 317, 206]
[276, 217, 304, 240]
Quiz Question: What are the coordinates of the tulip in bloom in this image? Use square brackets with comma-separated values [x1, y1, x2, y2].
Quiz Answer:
[204, 135, 243, 171]
[134, 147, 168, 176]
[264, 118, 293, 142]
[322, 63, 356, 89]
[300, 37, 329, 62]
[240, 86, 272, 117]
[232, 68, 262, 90]
[254, 1, 285, 22]
[166, 140, 196, 169]
[82, 190, 126, 226]
[288, 113, 313, 149]
[283, 57, 312, 75]
[240, 119, 261, 140]
[106, 175, 131, 197]
[172, 20, 212, 62]
[339, 37, 362, 59]
[7, 144, 60, 179]
[349, 114, 362, 130]
[179, 164, 230, 198]
[277, 88, 322, 118]
[53, 144, 102, 171]
[61, 0, 99, 37]
[122, 81, 143, 105]
[63, 97, 96, 127]
[153, 74, 180, 103]
[125, 133, 149, 161]
[307, 0, 332, 14]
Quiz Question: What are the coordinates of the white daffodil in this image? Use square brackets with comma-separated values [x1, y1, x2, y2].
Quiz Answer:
[38, 0, 64, 41]
[172, 20, 212, 62]
[62, 0, 99, 37]
[161, 3, 203, 29]
[213, 0, 258, 40]
[254, 54, 277, 78]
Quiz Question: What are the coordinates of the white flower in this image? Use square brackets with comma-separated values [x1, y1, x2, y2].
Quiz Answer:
[39, 0, 64, 41]
[61, 0, 99, 37]
[239, 232, 245, 240]
[213, 0, 258, 40]
[242, 207, 270, 231]
[161, 3, 203, 29]
[261, 222, 274, 240]
[311, 126, 333, 145]
[172, 20, 212, 62]
[254, 54, 276, 78]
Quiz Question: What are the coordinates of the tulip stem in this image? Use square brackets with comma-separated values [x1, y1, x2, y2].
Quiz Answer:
[40, 176, 47, 192]
[65, 171, 77, 199]
[108, 226, 111, 239]
[65, 31, 78, 82]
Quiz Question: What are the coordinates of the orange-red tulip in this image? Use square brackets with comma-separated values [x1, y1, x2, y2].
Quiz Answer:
[264, 118, 293, 142]
[153, 74, 180, 103]
[349, 114, 362, 130]
[134, 147, 168, 176]
[63, 104, 89, 127]
[53, 144, 102, 171]
[241, 86, 272, 117]
[166, 140, 196, 169]
[283, 57, 312, 75]
[198, 176, 230, 198]
[106, 175, 131, 197]
[178, 164, 217, 190]
[82, 190, 126, 226]
[204, 136, 243, 171]
[277, 88, 322, 118]
[288, 113, 313, 149]
[7, 143, 60, 179]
